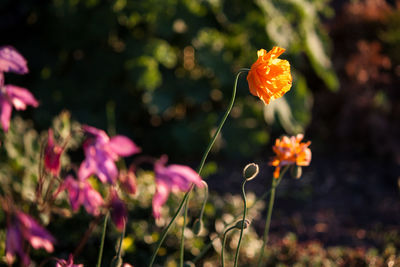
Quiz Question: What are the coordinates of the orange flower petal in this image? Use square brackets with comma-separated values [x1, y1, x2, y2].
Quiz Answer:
[247, 47, 292, 104]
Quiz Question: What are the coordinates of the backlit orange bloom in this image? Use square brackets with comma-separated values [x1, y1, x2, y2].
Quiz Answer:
[270, 134, 311, 178]
[247, 47, 292, 104]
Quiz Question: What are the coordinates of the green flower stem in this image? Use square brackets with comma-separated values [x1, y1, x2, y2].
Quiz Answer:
[149, 69, 249, 267]
[190, 167, 288, 264]
[257, 166, 289, 267]
[179, 196, 189, 267]
[96, 212, 109, 267]
[221, 226, 236, 267]
[198, 181, 209, 226]
[179, 68, 248, 266]
[233, 180, 248, 267]
[116, 221, 126, 260]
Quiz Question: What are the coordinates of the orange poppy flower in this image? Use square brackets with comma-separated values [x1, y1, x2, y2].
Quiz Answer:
[247, 47, 292, 104]
[270, 134, 311, 178]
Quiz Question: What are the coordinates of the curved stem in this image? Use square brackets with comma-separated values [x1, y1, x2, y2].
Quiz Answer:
[150, 69, 248, 267]
[233, 180, 247, 267]
[96, 212, 109, 267]
[190, 166, 289, 264]
[221, 226, 236, 267]
[198, 182, 209, 226]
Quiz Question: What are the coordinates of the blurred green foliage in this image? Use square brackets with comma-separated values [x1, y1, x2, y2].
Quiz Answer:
[1, 0, 337, 161]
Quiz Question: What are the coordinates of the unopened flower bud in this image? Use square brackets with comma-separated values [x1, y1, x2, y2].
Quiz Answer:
[290, 165, 302, 179]
[183, 261, 195, 267]
[243, 163, 259, 181]
[192, 218, 203, 235]
[234, 219, 251, 230]
[110, 256, 123, 267]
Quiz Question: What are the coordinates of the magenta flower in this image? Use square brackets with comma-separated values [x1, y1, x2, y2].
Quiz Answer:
[56, 175, 104, 216]
[5, 211, 55, 266]
[44, 129, 64, 176]
[109, 188, 127, 230]
[0, 84, 39, 132]
[56, 254, 83, 267]
[78, 125, 141, 184]
[152, 156, 204, 219]
[0, 46, 28, 75]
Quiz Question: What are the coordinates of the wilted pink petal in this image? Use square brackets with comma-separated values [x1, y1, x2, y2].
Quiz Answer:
[56, 254, 84, 267]
[79, 125, 140, 184]
[5, 85, 38, 110]
[0, 96, 12, 131]
[109, 188, 127, 230]
[119, 169, 137, 195]
[44, 129, 63, 176]
[152, 156, 204, 219]
[109, 135, 141, 157]
[0, 46, 28, 74]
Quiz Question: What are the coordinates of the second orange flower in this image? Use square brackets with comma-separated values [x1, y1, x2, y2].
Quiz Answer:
[247, 47, 292, 105]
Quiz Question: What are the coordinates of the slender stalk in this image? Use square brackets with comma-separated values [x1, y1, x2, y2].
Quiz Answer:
[149, 69, 249, 267]
[233, 180, 248, 267]
[179, 196, 189, 267]
[190, 167, 288, 264]
[148, 192, 190, 267]
[256, 166, 289, 267]
[96, 212, 109, 267]
[221, 226, 236, 267]
[116, 221, 126, 259]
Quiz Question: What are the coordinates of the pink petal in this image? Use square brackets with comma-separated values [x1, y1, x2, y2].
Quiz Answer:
[82, 125, 109, 143]
[78, 158, 96, 181]
[152, 181, 170, 219]
[16, 212, 55, 252]
[167, 164, 204, 189]
[5, 85, 38, 110]
[83, 183, 104, 216]
[109, 135, 141, 157]
[0, 96, 12, 132]
[0, 46, 28, 74]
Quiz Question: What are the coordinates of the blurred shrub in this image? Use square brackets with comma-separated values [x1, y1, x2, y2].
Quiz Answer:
[0, 0, 337, 161]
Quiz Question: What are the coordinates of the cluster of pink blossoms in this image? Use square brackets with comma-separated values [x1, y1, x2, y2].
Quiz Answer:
[1, 46, 205, 266]
[0, 46, 38, 132]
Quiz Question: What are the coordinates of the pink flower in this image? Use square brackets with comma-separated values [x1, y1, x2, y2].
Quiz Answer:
[56, 254, 83, 267]
[0, 84, 39, 132]
[119, 168, 137, 195]
[56, 175, 104, 216]
[0, 46, 28, 75]
[44, 129, 64, 176]
[5, 211, 55, 266]
[109, 188, 127, 230]
[152, 156, 204, 219]
[78, 125, 141, 184]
